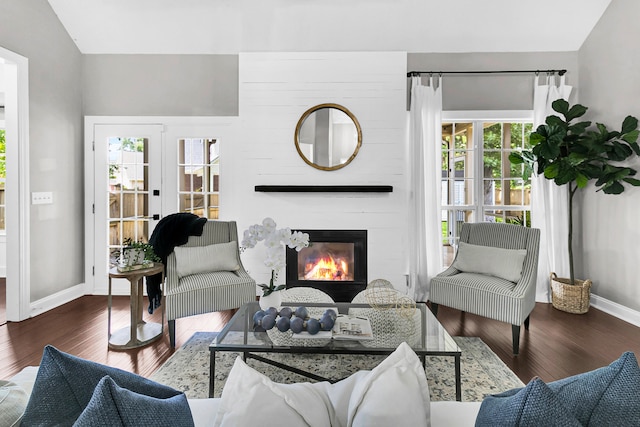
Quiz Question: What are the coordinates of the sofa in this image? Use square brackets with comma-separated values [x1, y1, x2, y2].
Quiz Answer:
[5, 344, 640, 426]
[6, 344, 480, 427]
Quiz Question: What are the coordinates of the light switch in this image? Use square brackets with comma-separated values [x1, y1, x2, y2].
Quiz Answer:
[32, 192, 53, 205]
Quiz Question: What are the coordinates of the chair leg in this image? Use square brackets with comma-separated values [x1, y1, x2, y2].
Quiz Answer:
[524, 315, 530, 331]
[430, 303, 439, 317]
[512, 324, 520, 356]
[169, 319, 176, 348]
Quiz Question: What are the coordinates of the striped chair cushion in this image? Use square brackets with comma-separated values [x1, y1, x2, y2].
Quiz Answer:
[430, 272, 527, 324]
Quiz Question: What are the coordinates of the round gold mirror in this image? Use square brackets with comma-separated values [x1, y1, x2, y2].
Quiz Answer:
[294, 103, 362, 171]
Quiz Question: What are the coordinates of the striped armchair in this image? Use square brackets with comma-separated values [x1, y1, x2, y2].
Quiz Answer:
[429, 222, 540, 355]
[165, 220, 256, 347]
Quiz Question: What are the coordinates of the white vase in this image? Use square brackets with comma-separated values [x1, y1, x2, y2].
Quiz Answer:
[259, 290, 282, 310]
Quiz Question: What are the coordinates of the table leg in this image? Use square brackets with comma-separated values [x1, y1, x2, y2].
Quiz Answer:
[107, 277, 113, 341]
[455, 354, 462, 401]
[136, 277, 145, 326]
[209, 351, 216, 398]
[129, 278, 138, 346]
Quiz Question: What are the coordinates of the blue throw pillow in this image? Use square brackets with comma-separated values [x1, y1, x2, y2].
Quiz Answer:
[475, 378, 581, 427]
[22, 345, 184, 426]
[74, 376, 194, 427]
[547, 351, 640, 426]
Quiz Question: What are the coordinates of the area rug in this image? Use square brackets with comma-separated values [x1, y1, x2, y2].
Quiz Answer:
[150, 332, 524, 401]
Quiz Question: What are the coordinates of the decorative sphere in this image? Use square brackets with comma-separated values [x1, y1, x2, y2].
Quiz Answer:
[306, 318, 321, 335]
[290, 316, 304, 333]
[323, 309, 337, 321]
[252, 310, 266, 326]
[294, 306, 309, 319]
[265, 307, 278, 317]
[261, 314, 276, 330]
[276, 316, 291, 332]
[278, 307, 293, 319]
[320, 314, 335, 331]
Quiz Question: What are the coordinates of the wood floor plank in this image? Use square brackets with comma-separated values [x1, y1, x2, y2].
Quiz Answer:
[1, 294, 639, 387]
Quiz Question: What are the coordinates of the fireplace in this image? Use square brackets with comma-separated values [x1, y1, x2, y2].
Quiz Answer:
[286, 229, 367, 302]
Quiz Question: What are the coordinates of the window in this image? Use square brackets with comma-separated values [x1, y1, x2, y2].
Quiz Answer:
[441, 113, 533, 266]
[178, 138, 220, 219]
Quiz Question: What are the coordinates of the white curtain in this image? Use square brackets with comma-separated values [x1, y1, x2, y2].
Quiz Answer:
[530, 74, 573, 302]
[408, 75, 443, 302]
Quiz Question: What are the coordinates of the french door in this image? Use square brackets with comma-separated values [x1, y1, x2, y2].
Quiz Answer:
[85, 118, 237, 294]
[440, 112, 534, 267]
[92, 124, 163, 292]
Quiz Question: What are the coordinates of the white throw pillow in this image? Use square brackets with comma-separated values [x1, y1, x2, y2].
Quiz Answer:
[173, 242, 240, 278]
[213, 342, 431, 427]
[213, 357, 335, 427]
[347, 342, 431, 427]
[452, 241, 527, 283]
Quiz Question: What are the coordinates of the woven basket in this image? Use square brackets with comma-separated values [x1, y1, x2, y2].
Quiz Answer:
[550, 273, 592, 314]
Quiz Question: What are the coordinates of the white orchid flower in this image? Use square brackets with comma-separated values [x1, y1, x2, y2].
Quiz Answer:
[262, 217, 277, 233]
[242, 218, 308, 287]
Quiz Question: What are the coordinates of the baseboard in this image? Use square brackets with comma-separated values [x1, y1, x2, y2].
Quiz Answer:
[29, 283, 85, 318]
[591, 293, 640, 328]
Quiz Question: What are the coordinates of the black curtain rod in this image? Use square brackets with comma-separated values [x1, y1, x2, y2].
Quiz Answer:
[407, 69, 567, 77]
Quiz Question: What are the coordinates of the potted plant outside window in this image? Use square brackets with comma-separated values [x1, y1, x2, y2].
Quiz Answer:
[509, 99, 640, 313]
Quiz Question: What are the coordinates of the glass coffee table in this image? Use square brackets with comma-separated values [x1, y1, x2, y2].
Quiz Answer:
[209, 301, 462, 400]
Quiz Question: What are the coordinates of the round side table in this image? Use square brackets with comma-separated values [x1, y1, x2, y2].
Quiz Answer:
[108, 262, 164, 350]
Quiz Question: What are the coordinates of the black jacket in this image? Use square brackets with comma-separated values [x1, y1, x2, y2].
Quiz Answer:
[146, 213, 208, 313]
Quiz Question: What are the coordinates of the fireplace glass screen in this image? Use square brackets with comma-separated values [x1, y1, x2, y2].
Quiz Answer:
[298, 242, 355, 281]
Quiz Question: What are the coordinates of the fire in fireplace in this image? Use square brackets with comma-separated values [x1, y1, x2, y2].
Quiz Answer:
[301, 242, 353, 281]
[286, 229, 367, 302]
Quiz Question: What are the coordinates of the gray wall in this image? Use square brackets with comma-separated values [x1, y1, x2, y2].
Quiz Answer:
[578, 0, 640, 310]
[0, 0, 84, 301]
[82, 54, 238, 116]
[408, 52, 579, 110]
[85, 52, 577, 117]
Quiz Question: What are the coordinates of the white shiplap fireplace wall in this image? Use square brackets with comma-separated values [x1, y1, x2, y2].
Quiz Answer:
[229, 52, 410, 293]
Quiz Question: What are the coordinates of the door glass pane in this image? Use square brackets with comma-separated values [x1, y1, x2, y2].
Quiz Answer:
[483, 123, 502, 149]
[442, 123, 474, 207]
[107, 137, 150, 266]
[442, 122, 475, 268]
[178, 138, 219, 219]
[452, 178, 473, 205]
[441, 209, 475, 267]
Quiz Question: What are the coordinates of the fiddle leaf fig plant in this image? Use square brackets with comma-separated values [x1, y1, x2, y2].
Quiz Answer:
[509, 99, 640, 285]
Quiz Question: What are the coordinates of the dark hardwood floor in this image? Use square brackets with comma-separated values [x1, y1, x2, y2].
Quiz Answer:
[1, 294, 639, 386]
[0, 295, 233, 380]
[436, 303, 640, 383]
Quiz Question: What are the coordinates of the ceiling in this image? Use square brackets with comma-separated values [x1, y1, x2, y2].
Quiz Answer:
[47, 0, 612, 55]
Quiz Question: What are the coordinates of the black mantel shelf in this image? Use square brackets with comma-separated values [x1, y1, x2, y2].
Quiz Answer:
[255, 185, 393, 193]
